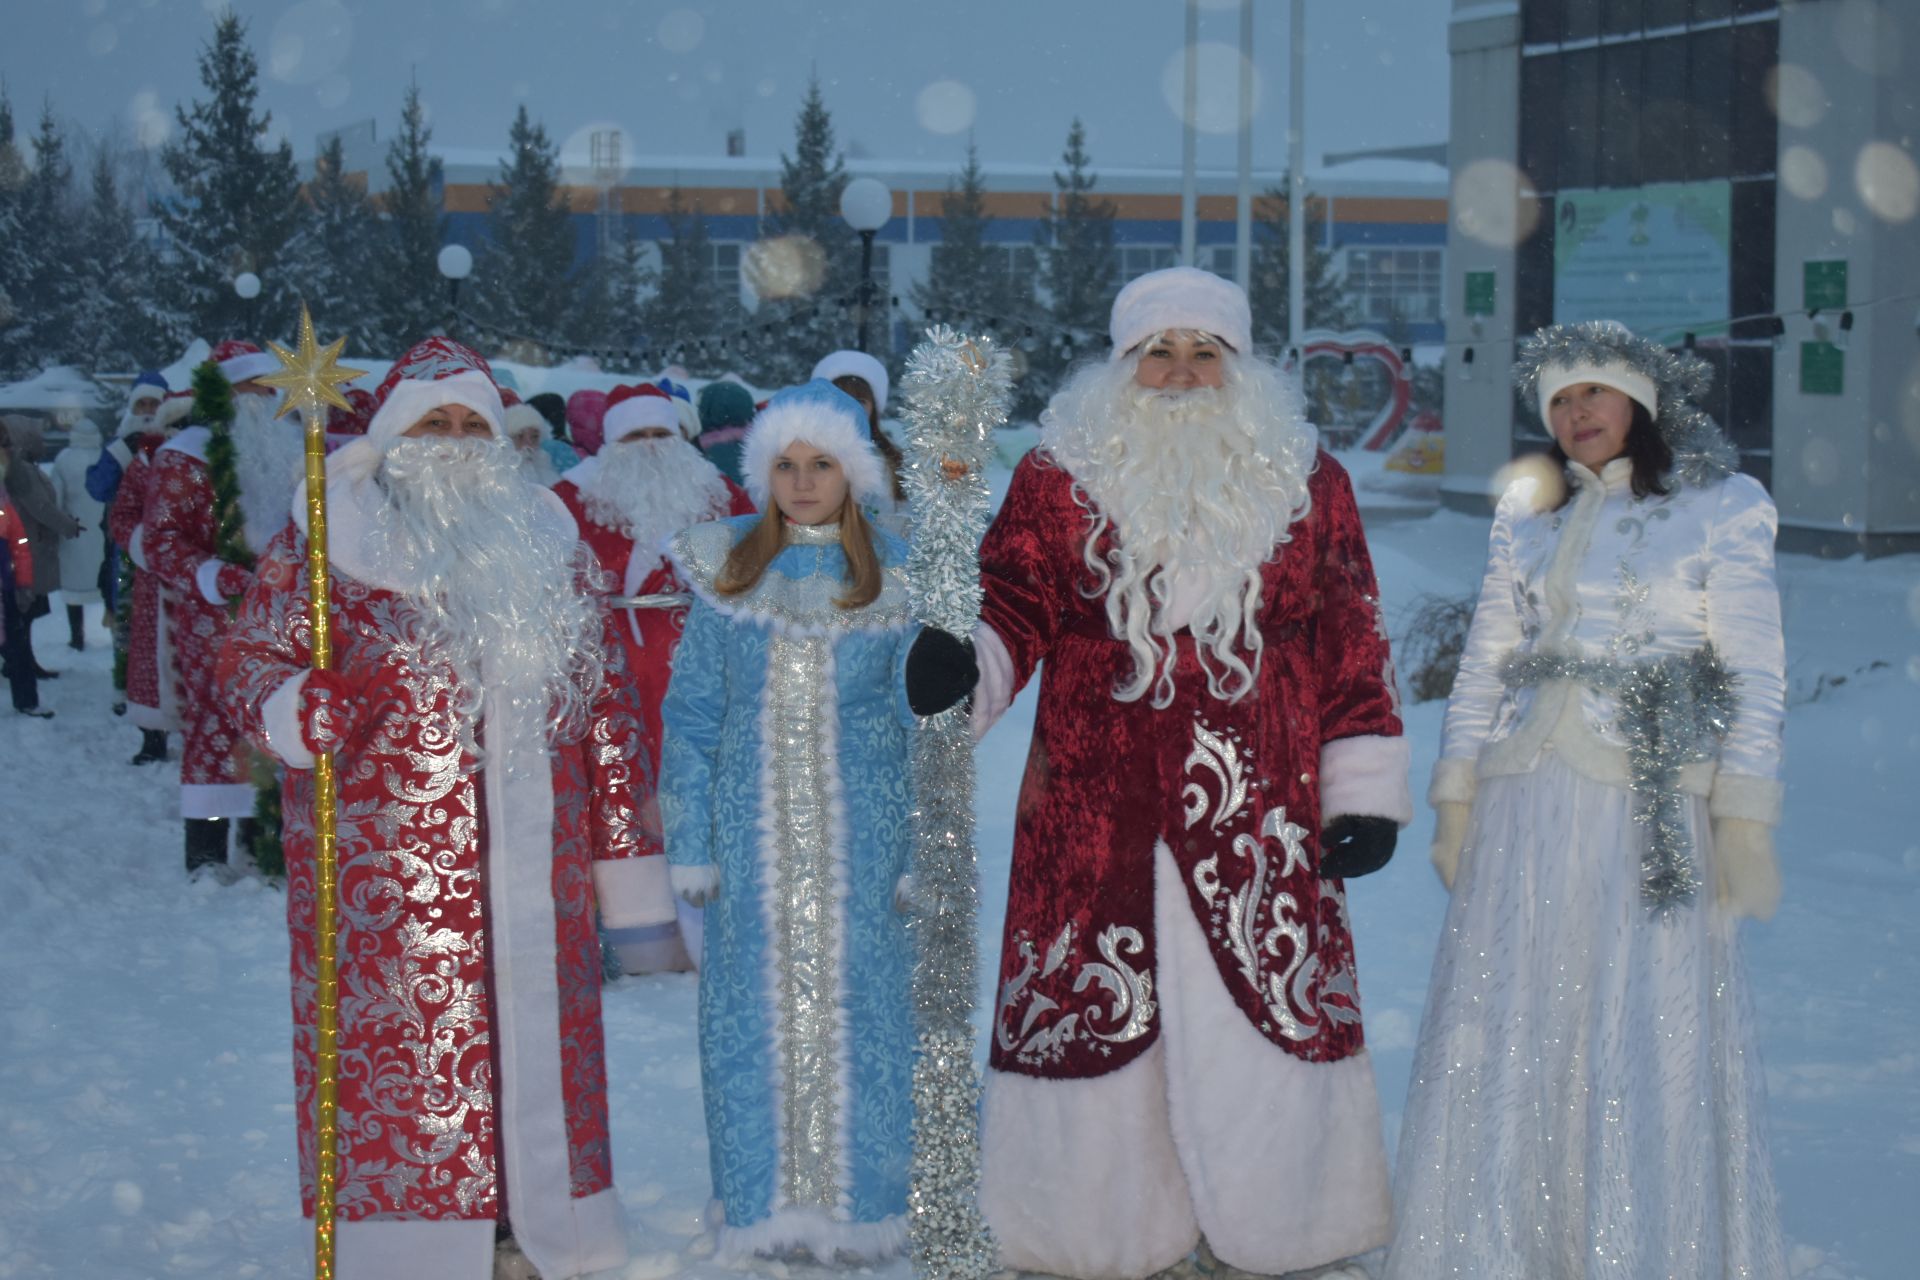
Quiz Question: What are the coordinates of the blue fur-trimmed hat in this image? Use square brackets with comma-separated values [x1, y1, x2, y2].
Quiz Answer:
[740, 379, 888, 511]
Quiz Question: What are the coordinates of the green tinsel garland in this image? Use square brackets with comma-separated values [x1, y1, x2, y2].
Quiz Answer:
[191, 361, 253, 579]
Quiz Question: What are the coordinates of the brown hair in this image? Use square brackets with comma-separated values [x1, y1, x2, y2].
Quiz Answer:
[830, 374, 908, 503]
[1549, 401, 1674, 510]
[713, 498, 885, 610]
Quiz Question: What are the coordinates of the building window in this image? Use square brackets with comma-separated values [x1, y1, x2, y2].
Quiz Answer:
[710, 242, 742, 298]
[1115, 245, 1177, 279]
[1343, 247, 1443, 328]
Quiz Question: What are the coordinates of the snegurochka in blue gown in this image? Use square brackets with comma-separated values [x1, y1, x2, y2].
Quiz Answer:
[658, 381, 933, 1264]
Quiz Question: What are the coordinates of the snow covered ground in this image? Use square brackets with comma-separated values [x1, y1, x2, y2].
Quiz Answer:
[2, 466, 1915, 1279]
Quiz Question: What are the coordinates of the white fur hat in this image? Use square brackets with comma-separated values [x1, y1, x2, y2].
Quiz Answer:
[811, 350, 889, 414]
[1532, 322, 1660, 421]
[504, 402, 550, 438]
[1108, 266, 1254, 359]
[210, 339, 280, 386]
[740, 379, 889, 511]
[356, 338, 506, 460]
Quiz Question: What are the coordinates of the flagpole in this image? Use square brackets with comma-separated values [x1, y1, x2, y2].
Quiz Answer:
[258, 307, 363, 1280]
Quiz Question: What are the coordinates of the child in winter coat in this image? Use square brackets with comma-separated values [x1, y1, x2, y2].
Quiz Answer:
[658, 380, 976, 1264]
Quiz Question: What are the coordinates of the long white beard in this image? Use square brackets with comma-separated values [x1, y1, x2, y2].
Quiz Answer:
[376, 436, 607, 749]
[231, 394, 308, 553]
[517, 444, 560, 487]
[118, 411, 155, 441]
[1042, 353, 1318, 707]
[577, 435, 734, 556]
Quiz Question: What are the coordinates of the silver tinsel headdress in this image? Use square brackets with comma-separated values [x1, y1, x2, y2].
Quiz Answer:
[1513, 320, 1740, 488]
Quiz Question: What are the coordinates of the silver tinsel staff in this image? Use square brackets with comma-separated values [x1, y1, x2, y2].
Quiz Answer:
[898, 326, 1009, 1280]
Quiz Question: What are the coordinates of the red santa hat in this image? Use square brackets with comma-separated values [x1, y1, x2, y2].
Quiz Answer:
[211, 338, 280, 386]
[810, 350, 890, 414]
[361, 337, 506, 454]
[1107, 266, 1254, 359]
[327, 387, 376, 437]
[602, 383, 681, 444]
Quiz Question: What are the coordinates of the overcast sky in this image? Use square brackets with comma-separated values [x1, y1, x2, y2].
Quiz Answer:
[5, 0, 1450, 179]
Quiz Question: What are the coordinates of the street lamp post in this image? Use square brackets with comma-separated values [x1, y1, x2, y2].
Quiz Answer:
[839, 178, 892, 355]
[437, 244, 473, 341]
[234, 271, 262, 336]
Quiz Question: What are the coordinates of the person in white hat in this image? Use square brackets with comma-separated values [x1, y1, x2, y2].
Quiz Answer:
[810, 349, 907, 508]
[1384, 319, 1786, 1278]
[969, 265, 1411, 1278]
[216, 336, 644, 1280]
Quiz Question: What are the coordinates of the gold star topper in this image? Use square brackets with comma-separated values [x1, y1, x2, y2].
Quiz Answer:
[257, 304, 365, 420]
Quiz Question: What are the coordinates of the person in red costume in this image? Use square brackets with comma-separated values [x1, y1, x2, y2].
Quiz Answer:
[969, 267, 1413, 1280]
[552, 381, 755, 972]
[107, 390, 194, 762]
[217, 337, 647, 1280]
[141, 339, 298, 874]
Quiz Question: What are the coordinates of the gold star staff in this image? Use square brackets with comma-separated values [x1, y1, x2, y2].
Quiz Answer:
[258, 306, 363, 1280]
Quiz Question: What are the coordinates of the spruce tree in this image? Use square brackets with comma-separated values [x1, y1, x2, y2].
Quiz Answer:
[8, 104, 86, 373]
[641, 188, 732, 367]
[468, 105, 581, 351]
[70, 150, 158, 372]
[0, 92, 33, 377]
[1026, 118, 1117, 410]
[1249, 181, 1345, 348]
[913, 141, 1025, 330]
[749, 79, 858, 385]
[156, 10, 304, 342]
[373, 84, 448, 351]
[283, 136, 381, 355]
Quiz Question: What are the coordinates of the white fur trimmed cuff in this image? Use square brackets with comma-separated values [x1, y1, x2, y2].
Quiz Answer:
[261, 671, 315, 769]
[970, 622, 1015, 740]
[194, 558, 227, 605]
[126, 524, 148, 570]
[1709, 771, 1783, 826]
[1428, 755, 1479, 807]
[1319, 734, 1413, 827]
[592, 856, 676, 929]
[669, 863, 722, 904]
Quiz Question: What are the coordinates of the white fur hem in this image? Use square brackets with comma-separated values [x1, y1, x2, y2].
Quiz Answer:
[1320, 734, 1413, 826]
[1709, 771, 1783, 826]
[127, 702, 177, 732]
[970, 622, 1015, 740]
[1154, 841, 1392, 1271]
[181, 782, 256, 820]
[981, 1049, 1201, 1280]
[1428, 755, 1478, 807]
[592, 855, 676, 928]
[194, 558, 227, 605]
[669, 863, 721, 903]
[261, 671, 315, 769]
[715, 1206, 907, 1266]
[318, 1216, 494, 1279]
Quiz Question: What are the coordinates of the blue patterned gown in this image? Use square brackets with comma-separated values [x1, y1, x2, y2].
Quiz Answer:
[659, 515, 919, 1263]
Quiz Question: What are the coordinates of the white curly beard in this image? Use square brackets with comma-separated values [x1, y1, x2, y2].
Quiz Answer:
[375, 436, 606, 748]
[230, 393, 309, 554]
[1041, 351, 1319, 708]
[577, 435, 734, 558]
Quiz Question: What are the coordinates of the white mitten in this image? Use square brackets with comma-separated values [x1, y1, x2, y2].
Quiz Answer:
[1429, 801, 1472, 891]
[670, 863, 722, 909]
[1713, 817, 1780, 921]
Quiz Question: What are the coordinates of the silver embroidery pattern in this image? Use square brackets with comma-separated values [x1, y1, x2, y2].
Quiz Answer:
[763, 631, 845, 1212]
[1183, 718, 1353, 1042]
[993, 918, 1157, 1068]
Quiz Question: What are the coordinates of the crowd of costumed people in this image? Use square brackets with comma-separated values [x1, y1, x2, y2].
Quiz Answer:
[0, 266, 1790, 1280]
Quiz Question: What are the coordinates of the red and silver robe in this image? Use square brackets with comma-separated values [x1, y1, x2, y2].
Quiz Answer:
[107, 450, 179, 733]
[218, 477, 653, 1280]
[974, 449, 1412, 1279]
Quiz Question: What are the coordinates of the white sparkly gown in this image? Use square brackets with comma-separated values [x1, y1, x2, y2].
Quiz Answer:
[1385, 458, 1788, 1280]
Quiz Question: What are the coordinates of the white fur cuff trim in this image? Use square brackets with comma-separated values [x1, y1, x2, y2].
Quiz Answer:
[1319, 734, 1413, 826]
[261, 671, 315, 769]
[194, 559, 226, 605]
[670, 863, 721, 902]
[1428, 755, 1479, 807]
[127, 524, 148, 570]
[592, 855, 676, 929]
[1709, 771, 1783, 826]
[970, 622, 1015, 740]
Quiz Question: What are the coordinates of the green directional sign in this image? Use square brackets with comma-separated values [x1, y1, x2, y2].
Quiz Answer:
[1464, 270, 1496, 317]
[1800, 340, 1844, 396]
[1803, 259, 1848, 312]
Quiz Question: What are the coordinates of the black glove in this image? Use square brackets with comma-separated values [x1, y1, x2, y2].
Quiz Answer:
[1318, 815, 1398, 880]
[905, 627, 978, 716]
